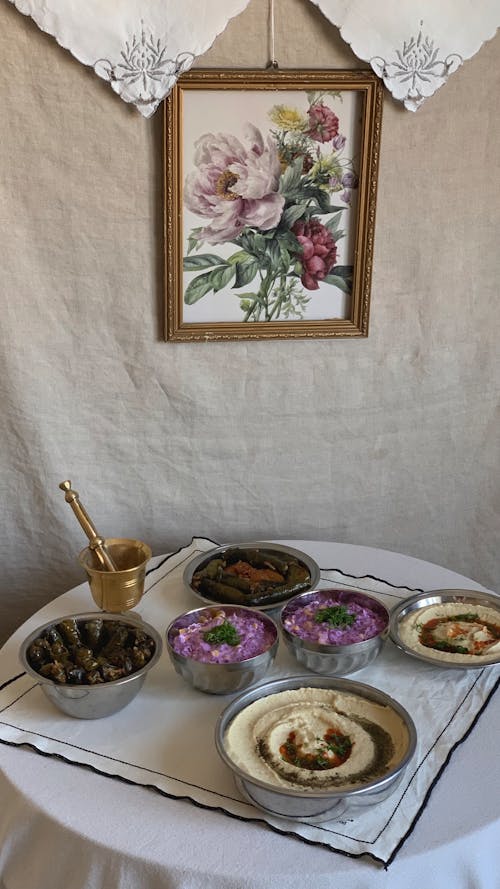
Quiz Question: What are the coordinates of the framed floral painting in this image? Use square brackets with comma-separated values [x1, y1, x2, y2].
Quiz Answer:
[164, 70, 382, 341]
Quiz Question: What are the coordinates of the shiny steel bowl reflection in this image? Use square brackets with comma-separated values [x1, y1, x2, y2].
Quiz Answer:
[280, 589, 389, 676]
[19, 612, 163, 719]
[166, 604, 279, 695]
[183, 542, 321, 612]
[215, 675, 417, 823]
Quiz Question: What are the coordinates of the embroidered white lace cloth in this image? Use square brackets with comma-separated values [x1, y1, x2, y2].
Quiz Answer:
[6, 0, 500, 114]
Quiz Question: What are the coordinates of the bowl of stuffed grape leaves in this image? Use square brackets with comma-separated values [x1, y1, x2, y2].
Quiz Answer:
[184, 543, 320, 612]
[20, 612, 162, 718]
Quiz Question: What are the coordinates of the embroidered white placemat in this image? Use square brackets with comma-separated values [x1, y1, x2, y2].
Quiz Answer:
[7, 0, 251, 117]
[0, 538, 498, 865]
[6, 1, 500, 114]
[311, 0, 500, 110]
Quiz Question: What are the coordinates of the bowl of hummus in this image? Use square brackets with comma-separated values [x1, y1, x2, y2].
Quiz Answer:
[215, 676, 416, 822]
[390, 589, 500, 668]
[280, 589, 389, 676]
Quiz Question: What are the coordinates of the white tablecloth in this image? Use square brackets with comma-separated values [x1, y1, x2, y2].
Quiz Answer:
[1, 541, 499, 889]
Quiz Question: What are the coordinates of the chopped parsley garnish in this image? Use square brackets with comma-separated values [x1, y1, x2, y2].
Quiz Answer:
[280, 728, 352, 769]
[326, 734, 353, 757]
[431, 640, 469, 654]
[203, 620, 241, 647]
[314, 605, 356, 628]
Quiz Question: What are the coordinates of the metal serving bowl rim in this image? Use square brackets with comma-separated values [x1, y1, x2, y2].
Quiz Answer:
[215, 674, 417, 801]
[389, 588, 500, 670]
[280, 588, 389, 654]
[183, 542, 321, 612]
[166, 603, 279, 669]
[19, 611, 163, 688]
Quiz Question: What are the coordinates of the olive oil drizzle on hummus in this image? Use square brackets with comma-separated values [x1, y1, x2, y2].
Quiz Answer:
[419, 612, 500, 655]
[279, 726, 353, 770]
[257, 710, 394, 789]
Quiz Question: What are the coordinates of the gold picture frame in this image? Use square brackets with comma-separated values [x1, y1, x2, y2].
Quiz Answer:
[164, 70, 383, 342]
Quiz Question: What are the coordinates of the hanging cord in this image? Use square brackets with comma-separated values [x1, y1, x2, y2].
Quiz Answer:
[267, 0, 279, 68]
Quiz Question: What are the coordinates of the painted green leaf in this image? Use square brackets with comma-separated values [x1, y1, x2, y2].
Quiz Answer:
[233, 258, 259, 289]
[266, 239, 281, 267]
[252, 233, 268, 255]
[332, 265, 353, 279]
[281, 204, 307, 228]
[227, 250, 251, 265]
[187, 228, 202, 255]
[183, 254, 227, 270]
[237, 292, 258, 301]
[279, 157, 304, 196]
[324, 265, 353, 294]
[210, 264, 236, 293]
[324, 275, 351, 293]
[324, 214, 343, 236]
[278, 230, 301, 253]
[306, 90, 342, 105]
[278, 244, 291, 270]
[316, 189, 345, 214]
[184, 270, 219, 305]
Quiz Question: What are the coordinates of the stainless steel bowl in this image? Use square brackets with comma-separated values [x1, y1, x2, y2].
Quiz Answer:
[19, 612, 163, 719]
[166, 604, 279, 694]
[390, 588, 500, 669]
[215, 675, 417, 822]
[183, 542, 321, 612]
[280, 589, 389, 676]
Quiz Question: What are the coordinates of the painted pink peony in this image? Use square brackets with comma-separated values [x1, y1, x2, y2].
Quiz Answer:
[307, 103, 339, 143]
[184, 125, 285, 244]
[292, 218, 337, 290]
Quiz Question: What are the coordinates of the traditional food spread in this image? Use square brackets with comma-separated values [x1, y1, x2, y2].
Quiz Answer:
[16, 527, 500, 823]
[3, 535, 499, 866]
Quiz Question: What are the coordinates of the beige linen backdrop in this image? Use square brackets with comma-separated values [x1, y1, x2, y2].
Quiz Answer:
[0, 0, 499, 645]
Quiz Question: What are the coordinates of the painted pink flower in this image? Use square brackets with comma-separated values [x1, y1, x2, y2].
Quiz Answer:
[292, 218, 337, 290]
[184, 125, 285, 244]
[306, 103, 339, 143]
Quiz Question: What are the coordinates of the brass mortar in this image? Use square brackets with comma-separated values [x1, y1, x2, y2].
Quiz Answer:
[79, 538, 152, 612]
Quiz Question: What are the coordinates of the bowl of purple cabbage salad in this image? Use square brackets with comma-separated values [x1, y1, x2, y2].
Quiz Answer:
[280, 590, 389, 677]
[166, 605, 279, 694]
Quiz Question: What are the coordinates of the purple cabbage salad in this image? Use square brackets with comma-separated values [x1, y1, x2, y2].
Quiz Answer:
[283, 593, 387, 645]
[170, 609, 276, 664]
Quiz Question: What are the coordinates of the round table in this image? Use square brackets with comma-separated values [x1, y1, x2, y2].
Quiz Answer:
[0, 541, 498, 889]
